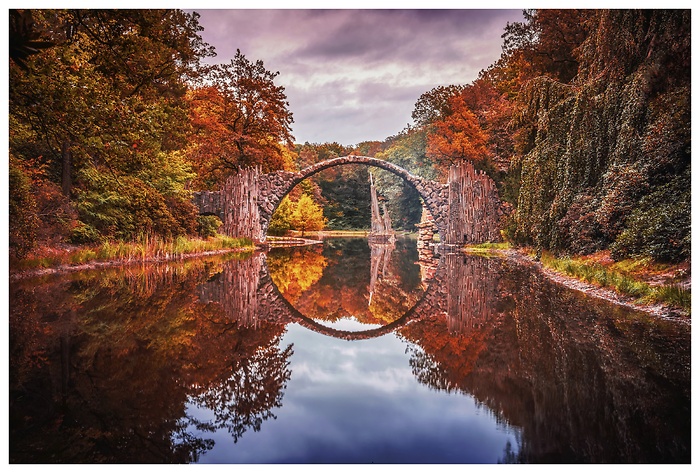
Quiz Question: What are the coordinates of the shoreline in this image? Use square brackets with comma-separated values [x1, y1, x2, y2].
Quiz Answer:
[481, 247, 690, 324]
[9, 246, 255, 281]
[10, 239, 690, 323]
[8, 232, 374, 280]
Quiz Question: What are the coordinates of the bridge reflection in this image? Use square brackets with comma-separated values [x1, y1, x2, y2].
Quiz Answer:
[198, 245, 506, 340]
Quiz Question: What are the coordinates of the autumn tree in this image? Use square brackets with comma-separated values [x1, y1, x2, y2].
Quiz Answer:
[290, 193, 327, 236]
[269, 191, 327, 237]
[294, 142, 352, 169]
[412, 84, 467, 128]
[425, 94, 490, 175]
[187, 50, 294, 188]
[9, 156, 39, 258]
[11, 10, 212, 193]
[502, 9, 592, 84]
[9, 9, 214, 246]
[9, 9, 55, 70]
[352, 141, 385, 157]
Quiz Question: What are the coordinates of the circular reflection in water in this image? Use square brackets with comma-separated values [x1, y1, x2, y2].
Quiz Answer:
[265, 236, 431, 338]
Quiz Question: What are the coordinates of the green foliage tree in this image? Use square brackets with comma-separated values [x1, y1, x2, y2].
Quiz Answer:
[317, 166, 371, 230]
[268, 196, 295, 236]
[610, 168, 690, 262]
[197, 215, 223, 238]
[502, 9, 592, 84]
[9, 9, 214, 247]
[374, 127, 435, 231]
[507, 10, 690, 262]
[9, 158, 39, 258]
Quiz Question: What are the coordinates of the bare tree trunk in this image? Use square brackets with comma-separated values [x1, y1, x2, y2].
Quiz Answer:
[61, 140, 72, 197]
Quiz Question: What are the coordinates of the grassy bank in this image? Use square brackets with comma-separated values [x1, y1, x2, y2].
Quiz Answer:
[466, 243, 691, 315]
[463, 242, 510, 255]
[536, 251, 690, 314]
[11, 234, 254, 273]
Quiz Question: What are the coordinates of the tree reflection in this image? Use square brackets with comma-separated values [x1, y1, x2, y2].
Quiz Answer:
[266, 244, 328, 304]
[9, 255, 292, 463]
[400, 253, 691, 463]
[188, 341, 293, 443]
[266, 237, 424, 327]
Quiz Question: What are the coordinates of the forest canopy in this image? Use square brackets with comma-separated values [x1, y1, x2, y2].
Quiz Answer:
[9, 9, 691, 264]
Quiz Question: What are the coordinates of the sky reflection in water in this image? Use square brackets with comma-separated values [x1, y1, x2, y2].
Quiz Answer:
[190, 322, 520, 464]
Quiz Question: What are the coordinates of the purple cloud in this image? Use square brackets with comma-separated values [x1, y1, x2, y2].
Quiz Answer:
[192, 9, 524, 145]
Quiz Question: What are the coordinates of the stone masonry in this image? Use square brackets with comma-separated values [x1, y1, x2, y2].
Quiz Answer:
[193, 156, 502, 245]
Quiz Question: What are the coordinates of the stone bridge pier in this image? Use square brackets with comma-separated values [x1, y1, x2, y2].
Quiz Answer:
[193, 156, 503, 245]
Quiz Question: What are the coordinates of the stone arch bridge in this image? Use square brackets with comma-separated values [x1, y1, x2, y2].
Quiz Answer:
[194, 156, 503, 245]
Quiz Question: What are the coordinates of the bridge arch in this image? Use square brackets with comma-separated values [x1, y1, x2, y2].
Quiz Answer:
[257, 156, 448, 242]
[199, 249, 500, 342]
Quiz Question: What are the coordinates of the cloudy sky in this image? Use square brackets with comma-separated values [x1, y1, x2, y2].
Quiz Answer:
[191, 8, 524, 146]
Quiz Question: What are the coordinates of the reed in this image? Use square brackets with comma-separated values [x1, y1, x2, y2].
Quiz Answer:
[12, 234, 254, 272]
[652, 284, 691, 310]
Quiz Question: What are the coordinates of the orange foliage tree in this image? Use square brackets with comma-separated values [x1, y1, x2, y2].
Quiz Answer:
[290, 193, 327, 236]
[426, 94, 489, 174]
[186, 50, 295, 189]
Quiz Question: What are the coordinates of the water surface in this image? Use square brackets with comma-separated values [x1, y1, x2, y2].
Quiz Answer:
[9, 237, 690, 463]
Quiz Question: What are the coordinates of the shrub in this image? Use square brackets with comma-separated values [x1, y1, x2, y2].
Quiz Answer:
[165, 196, 200, 236]
[611, 168, 690, 263]
[75, 169, 189, 241]
[268, 196, 293, 236]
[555, 192, 607, 255]
[9, 161, 38, 258]
[197, 215, 223, 238]
[70, 221, 102, 245]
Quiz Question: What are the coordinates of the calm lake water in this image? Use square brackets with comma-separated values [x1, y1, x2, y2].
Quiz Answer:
[9, 237, 691, 463]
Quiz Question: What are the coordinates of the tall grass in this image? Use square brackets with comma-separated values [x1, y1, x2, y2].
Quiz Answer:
[539, 252, 690, 313]
[470, 242, 510, 250]
[652, 284, 692, 309]
[12, 234, 254, 272]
